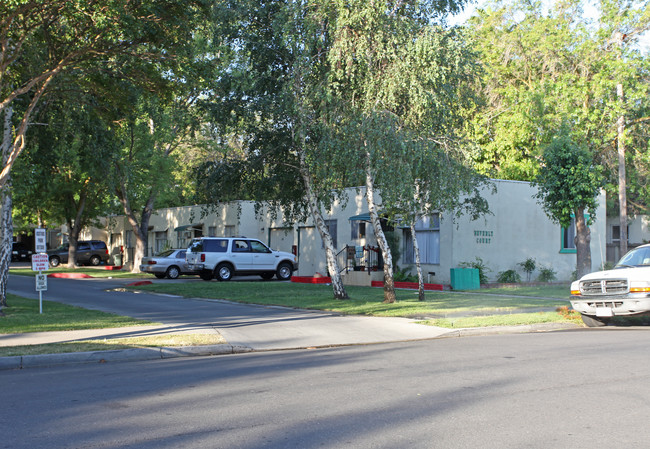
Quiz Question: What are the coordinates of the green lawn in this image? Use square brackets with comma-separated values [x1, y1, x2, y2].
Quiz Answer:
[0, 294, 153, 333]
[131, 281, 578, 326]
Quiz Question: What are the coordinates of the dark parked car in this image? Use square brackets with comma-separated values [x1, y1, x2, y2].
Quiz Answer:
[139, 249, 198, 279]
[47, 240, 110, 267]
[11, 242, 32, 262]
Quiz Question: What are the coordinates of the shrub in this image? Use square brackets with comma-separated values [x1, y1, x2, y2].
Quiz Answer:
[394, 266, 418, 283]
[458, 257, 491, 284]
[518, 257, 536, 282]
[496, 269, 521, 283]
[537, 266, 557, 282]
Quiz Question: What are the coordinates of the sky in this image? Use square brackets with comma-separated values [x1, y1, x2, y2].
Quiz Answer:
[449, 0, 650, 52]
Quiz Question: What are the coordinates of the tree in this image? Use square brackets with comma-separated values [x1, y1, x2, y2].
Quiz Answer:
[323, 0, 478, 303]
[467, 0, 650, 261]
[0, 0, 210, 310]
[14, 79, 115, 267]
[533, 131, 603, 278]
[195, 0, 352, 299]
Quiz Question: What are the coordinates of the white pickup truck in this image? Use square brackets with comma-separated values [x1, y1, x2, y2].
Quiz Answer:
[570, 243, 650, 327]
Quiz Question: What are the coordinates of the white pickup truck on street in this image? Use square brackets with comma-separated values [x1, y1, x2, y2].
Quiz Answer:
[571, 244, 650, 326]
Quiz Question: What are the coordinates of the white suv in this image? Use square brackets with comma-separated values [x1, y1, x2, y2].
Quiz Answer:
[186, 237, 298, 281]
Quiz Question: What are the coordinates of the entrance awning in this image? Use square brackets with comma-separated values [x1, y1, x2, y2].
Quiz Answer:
[174, 224, 202, 232]
[348, 213, 371, 222]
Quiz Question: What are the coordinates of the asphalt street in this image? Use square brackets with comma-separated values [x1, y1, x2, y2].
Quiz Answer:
[4, 328, 650, 448]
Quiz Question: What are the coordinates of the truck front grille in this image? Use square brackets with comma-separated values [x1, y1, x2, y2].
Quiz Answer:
[580, 279, 628, 295]
[585, 300, 624, 308]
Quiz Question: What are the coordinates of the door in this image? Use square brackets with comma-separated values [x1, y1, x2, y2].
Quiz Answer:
[297, 227, 322, 277]
[250, 240, 276, 270]
[230, 239, 254, 270]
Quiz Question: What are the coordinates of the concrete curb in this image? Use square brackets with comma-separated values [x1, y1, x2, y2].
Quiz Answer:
[0, 344, 253, 371]
[438, 322, 582, 338]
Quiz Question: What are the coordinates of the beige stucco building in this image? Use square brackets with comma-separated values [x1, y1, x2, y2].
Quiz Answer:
[72, 179, 606, 285]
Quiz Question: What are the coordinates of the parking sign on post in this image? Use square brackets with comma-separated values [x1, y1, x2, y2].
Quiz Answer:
[35, 228, 46, 254]
[31, 253, 49, 314]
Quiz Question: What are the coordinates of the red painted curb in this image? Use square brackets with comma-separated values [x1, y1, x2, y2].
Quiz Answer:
[127, 280, 153, 286]
[47, 273, 93, 279]
[291, 276, 332, 284]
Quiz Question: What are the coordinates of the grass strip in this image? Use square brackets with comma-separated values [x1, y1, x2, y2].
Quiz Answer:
[0, 333, 226, 357]
[421, 310, 583, 328]
[0, 294, 154, 334]
[132, 281, 571, 318]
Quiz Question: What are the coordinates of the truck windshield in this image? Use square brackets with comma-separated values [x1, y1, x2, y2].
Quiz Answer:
[616, 246, 650, 267]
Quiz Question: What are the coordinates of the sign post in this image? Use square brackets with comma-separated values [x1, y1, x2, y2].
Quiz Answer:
[31, 251, 49, 314]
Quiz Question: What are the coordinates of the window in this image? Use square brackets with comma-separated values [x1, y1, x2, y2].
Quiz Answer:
[403, 214, 440, 264]
[612, 225, 628, 242]
[351, 221, 366, 240]
[208, 226, 217, 237]
[561, 218, 576, 253]
[250, 241, 271, 253]
[224, 225, 235, 237]
[323, 219, 337, 248]
[233, 240, 251, 252]
[125, 231, 134, 248]
[155, 231, 168, 253]
[203, 239, 228, 252]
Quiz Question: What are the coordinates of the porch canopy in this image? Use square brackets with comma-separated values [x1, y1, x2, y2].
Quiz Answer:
[173, 224, 202, 232]
[348, 213, 371, 222]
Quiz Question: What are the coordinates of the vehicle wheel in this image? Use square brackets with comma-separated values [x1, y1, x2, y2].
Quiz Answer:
[49, 257, 61, 268]
[154, 273, 166, 279]
[276, 262, 293, 281]
[199, 270, 213, 281]
[216, 263, 233, 281]
[581, 314, 609, 327]
[260, 272, 274, 280]
[89, 255, 101, 266]
[166, 266, 180, 280]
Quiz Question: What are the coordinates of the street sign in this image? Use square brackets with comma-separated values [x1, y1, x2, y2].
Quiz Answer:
[35, 228, 47, 253]
[35, 273, 47, 291]
[31, 253, 49, 272]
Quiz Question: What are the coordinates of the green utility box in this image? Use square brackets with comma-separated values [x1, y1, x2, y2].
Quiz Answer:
[113, 254, 123, 267]
[450, 268, 480, 290]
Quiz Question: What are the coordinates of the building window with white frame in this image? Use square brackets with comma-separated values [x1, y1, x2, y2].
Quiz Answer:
[402, 214, 440, 264]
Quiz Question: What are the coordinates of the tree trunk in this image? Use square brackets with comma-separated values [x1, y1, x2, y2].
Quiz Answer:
[0, 183, 12, 312]
[574, 207, 592, 279]
[617, 81, 628, 257]
[115, 170, 155, 273]
[365, 160, 396, 303]
[411, 223, 425, 301]
[65, 191, 87, 268]
[299, 152, 349, 299]
[0, 105, 13, 311]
